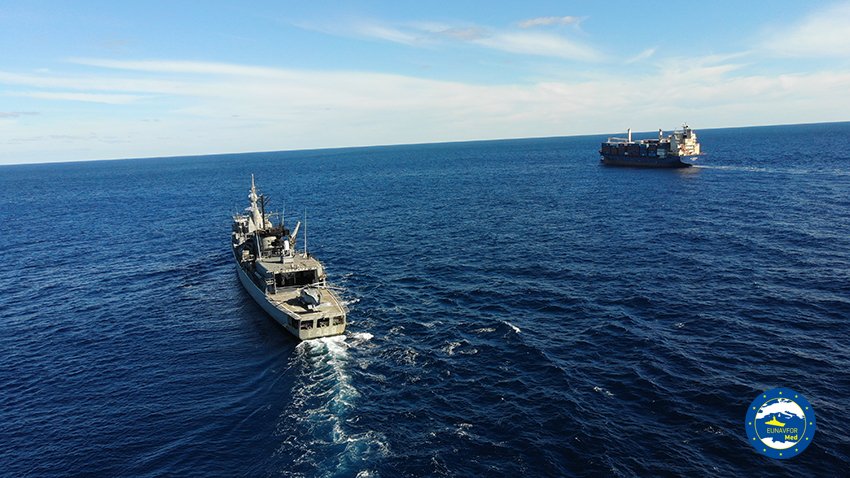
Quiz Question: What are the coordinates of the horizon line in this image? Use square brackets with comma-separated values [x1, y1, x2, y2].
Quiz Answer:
[3, 119, 848, 167]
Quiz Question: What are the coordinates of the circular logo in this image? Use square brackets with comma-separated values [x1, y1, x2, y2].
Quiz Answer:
[745, 387, 816, 459]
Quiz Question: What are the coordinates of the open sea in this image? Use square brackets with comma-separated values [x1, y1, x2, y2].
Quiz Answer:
[1, 122, 849, 477]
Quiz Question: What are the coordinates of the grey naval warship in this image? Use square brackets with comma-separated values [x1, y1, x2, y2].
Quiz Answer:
[600, 124, 702, 168]
[231, 176, 346, 340]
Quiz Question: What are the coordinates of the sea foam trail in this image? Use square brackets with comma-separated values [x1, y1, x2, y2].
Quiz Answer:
[275, 332, 385, 477]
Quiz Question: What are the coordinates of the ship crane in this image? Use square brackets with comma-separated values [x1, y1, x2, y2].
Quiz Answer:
[289, 221, 301, 252]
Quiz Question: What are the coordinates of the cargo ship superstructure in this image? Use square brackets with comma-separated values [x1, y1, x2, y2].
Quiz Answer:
[600, 124, 702, 168]
[231, 176, 346, 340]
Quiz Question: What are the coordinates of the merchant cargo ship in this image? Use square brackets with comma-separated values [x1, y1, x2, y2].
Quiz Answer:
[600, 124, 702, 168]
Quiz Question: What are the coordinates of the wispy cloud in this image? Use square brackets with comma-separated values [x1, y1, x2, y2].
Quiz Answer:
[518, 16, 583, 28]
[626, 47, 657, 64]
[761, 1, 850, 58]
[408, 22, 488, 41]
[67, 58, 295, 77]
[0, 111, 38, 118]
[353, 23, 421, 45]
[0, 70, 189, 95]
[474, 31, 600, 61]
[303, 18, 601, 62]
[12, 91, 147, 104]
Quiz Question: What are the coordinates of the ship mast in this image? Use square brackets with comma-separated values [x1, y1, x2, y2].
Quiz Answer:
[248, 174, 263, 232]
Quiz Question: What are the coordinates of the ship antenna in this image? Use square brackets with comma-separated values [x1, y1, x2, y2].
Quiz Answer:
[260, 194, 266, 227]
[304, 208, 308, 257]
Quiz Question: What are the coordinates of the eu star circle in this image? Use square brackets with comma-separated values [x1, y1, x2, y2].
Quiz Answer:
[745, 387, 816, 459]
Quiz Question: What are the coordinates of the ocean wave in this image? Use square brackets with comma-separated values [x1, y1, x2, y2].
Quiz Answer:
[471, 327, 496, 334]
[5, 125, 850, 477]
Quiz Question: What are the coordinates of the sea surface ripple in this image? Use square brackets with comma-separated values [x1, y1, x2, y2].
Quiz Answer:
[1, 122, 849, 477]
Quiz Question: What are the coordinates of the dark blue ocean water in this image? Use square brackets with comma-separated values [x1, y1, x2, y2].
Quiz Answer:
[1, 122, 849, 477]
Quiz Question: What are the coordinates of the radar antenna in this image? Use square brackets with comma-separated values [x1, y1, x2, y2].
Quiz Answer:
[259, 194, 271, 228]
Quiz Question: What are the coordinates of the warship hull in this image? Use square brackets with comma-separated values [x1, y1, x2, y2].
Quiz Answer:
[231, 176, 347, 341]
[233, 249, 345, 340]
[234, 252, 294, 332]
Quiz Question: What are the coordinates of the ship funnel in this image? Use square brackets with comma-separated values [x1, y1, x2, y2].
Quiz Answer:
[627, 128, 632, 143]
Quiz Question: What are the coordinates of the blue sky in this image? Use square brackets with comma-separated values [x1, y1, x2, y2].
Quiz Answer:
[2, 1, 850, 164]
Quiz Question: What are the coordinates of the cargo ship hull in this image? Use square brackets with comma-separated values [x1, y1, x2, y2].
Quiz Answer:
[600, 154, 691, 168]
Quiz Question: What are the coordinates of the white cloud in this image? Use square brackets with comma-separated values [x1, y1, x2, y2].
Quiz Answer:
[518, 16, 583, 28]
[3, 57, 850, 164]
[626, 47, 657, 64]
[473, 31, 600, 61]
[352, 23, 421, 45]
[411, 23, 487, 41]
[762, 1, 850, 57]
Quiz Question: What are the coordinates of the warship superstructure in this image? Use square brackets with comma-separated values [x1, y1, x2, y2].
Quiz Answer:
[600, 124, 702, 168]
[231, 176, 346, 340]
